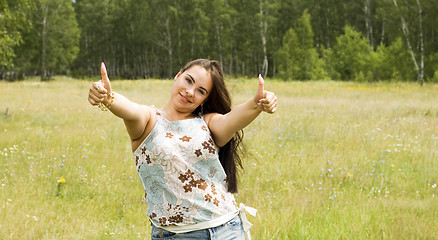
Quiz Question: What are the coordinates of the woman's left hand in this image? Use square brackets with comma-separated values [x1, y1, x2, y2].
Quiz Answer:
[254, 74, 278, 114]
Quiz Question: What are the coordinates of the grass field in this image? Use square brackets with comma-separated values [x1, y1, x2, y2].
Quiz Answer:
[1, 77, 437, 239]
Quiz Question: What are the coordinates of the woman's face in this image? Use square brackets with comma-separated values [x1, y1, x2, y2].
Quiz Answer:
[170, 65, 213, 113]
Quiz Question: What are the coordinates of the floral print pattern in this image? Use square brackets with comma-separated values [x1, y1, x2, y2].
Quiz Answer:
[133, 107, 237, 226]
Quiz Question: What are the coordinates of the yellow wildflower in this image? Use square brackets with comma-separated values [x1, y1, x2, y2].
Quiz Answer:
[347, 172, 352, 177]
[57, 177, 66, 183]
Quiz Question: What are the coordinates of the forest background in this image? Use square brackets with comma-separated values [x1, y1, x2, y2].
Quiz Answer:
[1, 0, 438, 84]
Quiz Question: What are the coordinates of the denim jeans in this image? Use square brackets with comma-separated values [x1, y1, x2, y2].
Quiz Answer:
[151, 216, 245, 240]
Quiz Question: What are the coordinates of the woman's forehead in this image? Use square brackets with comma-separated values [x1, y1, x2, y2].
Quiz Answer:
[184, 66, 213, 90]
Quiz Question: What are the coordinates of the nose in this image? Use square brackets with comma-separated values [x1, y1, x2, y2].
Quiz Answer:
[186, 86, 195, 97]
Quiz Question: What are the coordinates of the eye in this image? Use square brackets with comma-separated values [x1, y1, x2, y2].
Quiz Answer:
[185, 77, 192, 84]
[198, 89, 206, 95]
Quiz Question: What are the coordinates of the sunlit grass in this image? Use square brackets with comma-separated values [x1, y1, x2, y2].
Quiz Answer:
[1, 77, 437, 239]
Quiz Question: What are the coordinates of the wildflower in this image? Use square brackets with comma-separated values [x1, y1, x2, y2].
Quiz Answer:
[432, 183, 437, 189]
[347, 172, 352, 177]
[57, 177, 66, 183]
[391, 164, 395, 168]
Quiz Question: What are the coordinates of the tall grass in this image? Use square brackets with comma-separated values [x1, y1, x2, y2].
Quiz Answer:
[1, 77, 437, 239]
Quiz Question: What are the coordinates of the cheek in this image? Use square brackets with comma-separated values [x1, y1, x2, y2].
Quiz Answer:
[196, 94, 208, 104]
[172, 81, 184, 94]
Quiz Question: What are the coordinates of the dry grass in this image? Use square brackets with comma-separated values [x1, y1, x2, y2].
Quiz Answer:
[1, 77, 437, 239]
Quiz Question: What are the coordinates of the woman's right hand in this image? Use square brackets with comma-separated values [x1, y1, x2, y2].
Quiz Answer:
[88, 62, 112, 106]
[88, 80, 108, 106]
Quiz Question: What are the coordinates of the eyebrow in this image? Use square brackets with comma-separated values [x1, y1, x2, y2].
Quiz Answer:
[187, 73, 209, 94]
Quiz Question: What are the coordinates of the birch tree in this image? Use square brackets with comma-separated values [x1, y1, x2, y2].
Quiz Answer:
[392, 0, 424, 85]
[257, 0, 280, 77]
[364, 0, 374, 47]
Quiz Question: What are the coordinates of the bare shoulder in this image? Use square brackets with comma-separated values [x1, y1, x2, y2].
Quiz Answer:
[204, 112, 233, 147]
[141, 104, 155, 116]
[204, 112, 222, 127]
[139, 104, 157, 126]
[123, 104, 153, 123]
[130, 104, 157, 151]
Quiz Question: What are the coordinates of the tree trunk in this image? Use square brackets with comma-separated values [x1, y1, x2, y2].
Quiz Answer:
[324, 5, 331, 48]
[165, 18, 173, 78]
[259, 2, 268, 77]
[392, 0, 421, 85]
[416, 0, 424, 86]
[215, 23, 223, 64]
[41, 3, 49, 81]
[364, 0, 374, 48]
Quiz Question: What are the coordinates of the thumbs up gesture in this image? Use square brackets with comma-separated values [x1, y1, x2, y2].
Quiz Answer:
[100, 62, 112, 96]
[88, 62, 113, 107]
[254, 74, 278, 114]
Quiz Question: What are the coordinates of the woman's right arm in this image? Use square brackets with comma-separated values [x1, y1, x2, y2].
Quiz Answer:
[88, 63, 152, 142]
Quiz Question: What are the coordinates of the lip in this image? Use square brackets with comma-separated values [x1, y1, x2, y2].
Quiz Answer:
[179, 93, 192, 103]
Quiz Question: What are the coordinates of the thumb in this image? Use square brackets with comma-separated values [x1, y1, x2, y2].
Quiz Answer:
[256, 74, 265, 101]
[101, 62, 112, 94]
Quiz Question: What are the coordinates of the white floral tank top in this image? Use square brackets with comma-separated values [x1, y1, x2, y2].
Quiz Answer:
[133, 107, 238, 227]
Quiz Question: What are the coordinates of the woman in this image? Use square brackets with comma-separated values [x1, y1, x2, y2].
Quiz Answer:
[88, 59, 277, 239]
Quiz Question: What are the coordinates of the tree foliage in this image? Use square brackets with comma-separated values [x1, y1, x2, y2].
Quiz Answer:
[0, 0, 30, 71]
[374, 38, 414, 81]
[277, 10, 328, 80]
[328, 25, 374, 81]
[1, 0, 438, 82]
[13, 0, 79, 81]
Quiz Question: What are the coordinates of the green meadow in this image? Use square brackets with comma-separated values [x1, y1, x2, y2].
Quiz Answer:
[1, 78, 437, 239]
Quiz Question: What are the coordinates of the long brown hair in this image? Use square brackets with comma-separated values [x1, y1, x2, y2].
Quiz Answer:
[180, 59, 244, 193]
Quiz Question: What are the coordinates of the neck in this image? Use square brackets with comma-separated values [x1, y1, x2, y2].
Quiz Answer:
[161, 103, 194, 121]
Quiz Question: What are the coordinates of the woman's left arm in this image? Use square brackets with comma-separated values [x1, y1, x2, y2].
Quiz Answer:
[206, 75, 277, 147]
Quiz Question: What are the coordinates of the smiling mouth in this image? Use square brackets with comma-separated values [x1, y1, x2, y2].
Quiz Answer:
[179, 93, 192, 103]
